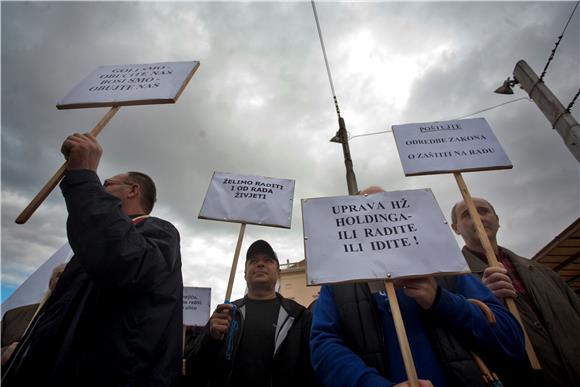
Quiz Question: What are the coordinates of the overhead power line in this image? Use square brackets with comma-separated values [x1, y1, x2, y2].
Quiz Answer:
[311, 0, 341, 118]
[348, 97, 531, 141]
[566, 89, 580, 113]
[539, 1, 579, 82]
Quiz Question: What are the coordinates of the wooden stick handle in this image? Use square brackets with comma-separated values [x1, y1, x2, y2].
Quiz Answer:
[182, 325, 187, 376]
[15, 106, 121, 224]
[224, 223, 246, 302]
[385, 280, 419, 387]
[505, 297, 541, 369]
[453, 172, 499, 265]
[453, 172, 541, 369]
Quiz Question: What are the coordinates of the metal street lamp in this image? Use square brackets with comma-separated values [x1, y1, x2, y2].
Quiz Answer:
[495, 60, 580, 162]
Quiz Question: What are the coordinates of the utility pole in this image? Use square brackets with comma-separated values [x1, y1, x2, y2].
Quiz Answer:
[330, 116, 359, 195]
[310, 0, 359, 196]
[512, 59, 580, 162]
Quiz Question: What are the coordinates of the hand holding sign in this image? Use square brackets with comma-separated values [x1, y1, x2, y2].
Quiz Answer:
[208, 304, 234, 341]
[481, 264, 517, 299]
[61, 133, 103, 171]
[16, 61, 199, 224]
[396, 277, 438, 309]
[391, 117, 540, 369]
[303, 187, 467, 387]
[199, 171, 295, 302]
[15, 106, 120, 224]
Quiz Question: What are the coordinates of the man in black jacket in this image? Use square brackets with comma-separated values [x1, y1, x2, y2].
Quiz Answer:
[3, 133, 183, 387]
[184, 240, 319, 387]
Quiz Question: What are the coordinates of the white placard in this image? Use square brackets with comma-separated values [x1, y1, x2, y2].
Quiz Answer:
[391, 117, 512, 176]
[198, 171, 295, 228]
[302, 189, 469, 285]
[183, 287, 211, 327]
[57, 61, 200, 109]
[2, 243, 73, 316]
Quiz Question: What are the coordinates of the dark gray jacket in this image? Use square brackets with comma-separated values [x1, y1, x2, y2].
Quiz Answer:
[463, 247, 580, 387]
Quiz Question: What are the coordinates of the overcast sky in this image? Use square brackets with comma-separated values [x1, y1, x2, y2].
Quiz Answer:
[2, 1, 579, 310]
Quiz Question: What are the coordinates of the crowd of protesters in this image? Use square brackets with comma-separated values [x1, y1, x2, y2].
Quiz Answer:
[1, 134, 579, 387]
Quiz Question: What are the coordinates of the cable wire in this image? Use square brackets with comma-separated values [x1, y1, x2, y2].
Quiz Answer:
[566, 89, 580, 112]
[440, 97, 531, 121]
[311, 0, 341, 118]
[539, 1, 579, 81]
[348, 97, 531, 141]
[349, 130, 392, 140]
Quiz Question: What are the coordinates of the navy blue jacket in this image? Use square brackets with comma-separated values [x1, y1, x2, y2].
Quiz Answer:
[310, 275, 525, 387]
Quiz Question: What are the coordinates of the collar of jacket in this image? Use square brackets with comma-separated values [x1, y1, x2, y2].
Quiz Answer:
[235, 293, 302, 356]
[131, 215, 149, 225]
[462, 246, 494, 274]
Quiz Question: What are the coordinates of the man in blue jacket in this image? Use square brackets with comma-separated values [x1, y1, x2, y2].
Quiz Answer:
[3, 133, 183, 387]
[310, 187, 526, 387]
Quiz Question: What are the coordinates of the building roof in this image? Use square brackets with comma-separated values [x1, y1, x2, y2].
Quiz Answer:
[533, 217, 580, 295]
[280, 259, 307, 273]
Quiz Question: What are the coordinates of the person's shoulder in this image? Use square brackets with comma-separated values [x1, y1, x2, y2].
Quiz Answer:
[2, 303, 40, 321]
[501, 247, 548, 272]
[278, 294, 309, 316]
[500, 247, 528, 261]
[233, 298, 245, 306]
[460, 246, 483, 265]
[140, 215, 175, 227]
[139, 216, 180, 237]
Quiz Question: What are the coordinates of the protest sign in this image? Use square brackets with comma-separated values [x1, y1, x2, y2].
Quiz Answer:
[392, 116, 540, 368]
[453, 173, 541, 369]
[182, 287, 211, 327]
[16, 60, 200, 224]
[57, 61, 200, 109]
[302, 189, 468, 285]
[2, 243, 73, 315]
[392, 117, 512, 176]
[198, 171, 295, 301]
[199, 171, 295, 229]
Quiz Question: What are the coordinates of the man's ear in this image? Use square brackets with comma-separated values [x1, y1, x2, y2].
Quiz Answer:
[127, 184, 140, 199]
[451, 222, 459, 235]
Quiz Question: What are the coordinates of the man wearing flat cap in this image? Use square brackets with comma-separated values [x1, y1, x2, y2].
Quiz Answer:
[184, 240, 319, 387]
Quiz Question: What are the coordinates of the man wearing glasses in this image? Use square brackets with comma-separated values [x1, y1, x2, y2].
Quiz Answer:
[3, 133, 183, 387]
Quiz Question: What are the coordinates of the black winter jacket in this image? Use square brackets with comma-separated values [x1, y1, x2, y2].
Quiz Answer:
[3, 170, 183, 387]
[185, 293, 319, 387]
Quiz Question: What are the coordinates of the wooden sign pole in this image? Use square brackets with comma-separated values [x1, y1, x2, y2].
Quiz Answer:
[384, 280, 419, 387]
[224, 223, 247, 302]
[453, 172, 541, 370]
[182, 325, 187, 376]
[15, 106, 121, 224]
